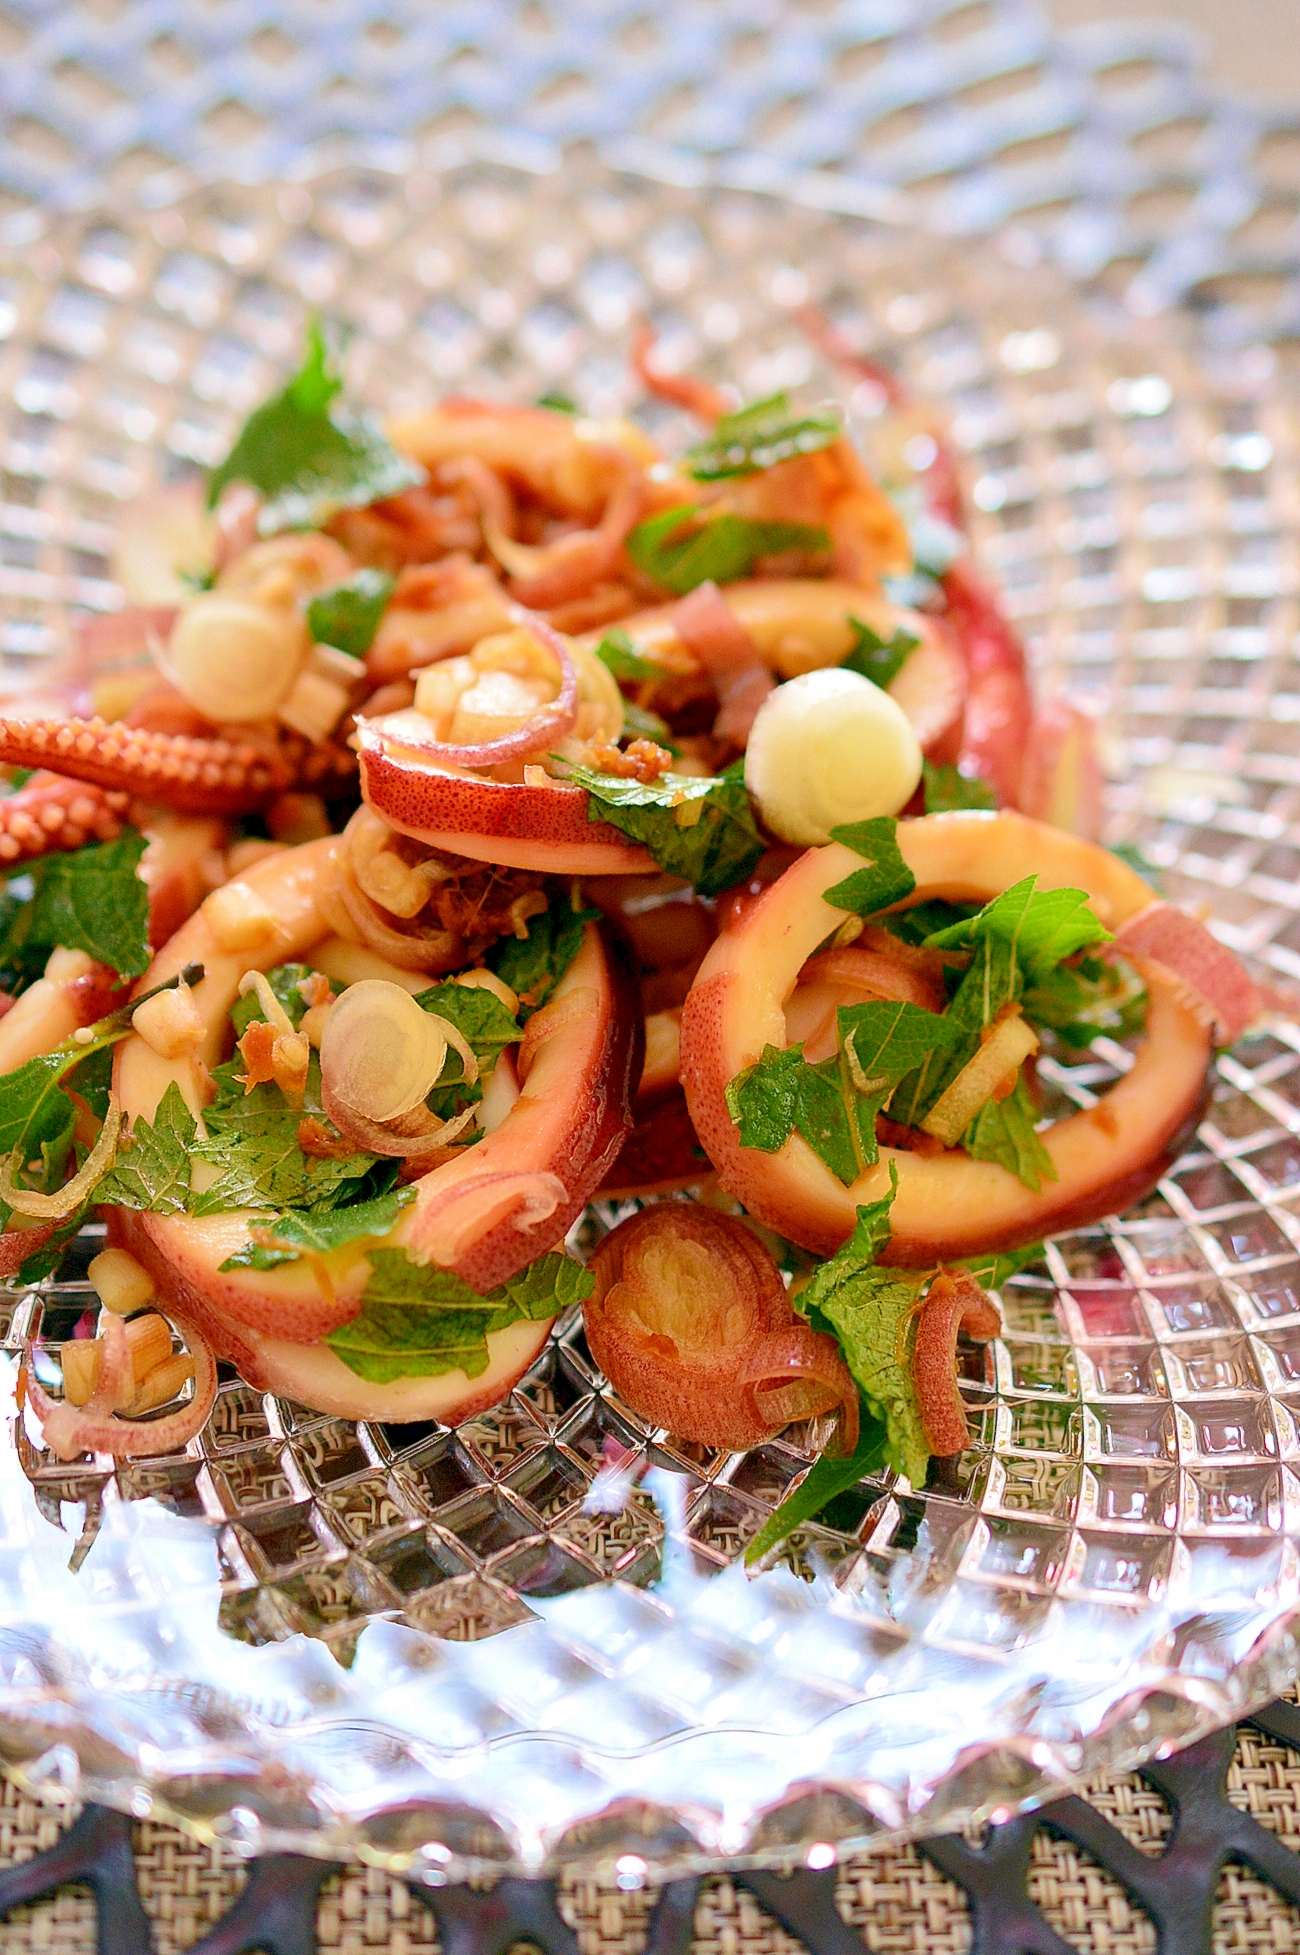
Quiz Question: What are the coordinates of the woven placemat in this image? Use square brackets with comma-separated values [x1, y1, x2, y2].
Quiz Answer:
[2, 1733, 1299, 1955]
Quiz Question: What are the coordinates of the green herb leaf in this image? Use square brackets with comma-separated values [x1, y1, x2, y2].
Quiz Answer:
[306, 568, 395, 657]
[726, 1042, 805, 1153]
[593, 628, 664, 684]
[873, 898, 977, 947]
[961, 1073, 1057, 1194]
[0, 832, 151, 980]
[625, 504, 831, 596]
[957, 1241, 1045, 1290]
[823, 817, 917, 917]
[923, 762, 998, 813]
[97, 1080, 197, 1213]
[191, 1059, 377, 1214]
[415, 981, 521, 1119]
[924, 876, 1111, 982]
[326, 1246, 592, 1382]
[726, 1003, 957, 1187]
[566, 757, 765, 898]
[0, 1016, 131, 1171]
[488, 887, 597, 1018]
[743, 1398, 888, 1565]
[685, 392, 842, 482]
[621, 701, 677, 749]
[1022, 952, 1148, 1050]
[537, 391, 577, 413]
[842, 615, 919, 690]
[206, 320, 422, 534]
[795, 1168, 932, 1484]
[220, 1187, 416, 1271]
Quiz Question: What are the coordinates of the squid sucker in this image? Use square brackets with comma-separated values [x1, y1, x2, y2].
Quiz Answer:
[0, 716, 357, 818]
[0, 770, 131, 865]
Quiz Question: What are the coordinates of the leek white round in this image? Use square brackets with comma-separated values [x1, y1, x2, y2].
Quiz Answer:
[743, 667, 923, 846]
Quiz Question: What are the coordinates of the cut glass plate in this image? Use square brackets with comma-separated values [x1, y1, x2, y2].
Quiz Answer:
[0, 144, 1298, 1881]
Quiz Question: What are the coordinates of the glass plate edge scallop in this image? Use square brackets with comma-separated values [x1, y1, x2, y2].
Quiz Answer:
[0, 152, 1299, 1880]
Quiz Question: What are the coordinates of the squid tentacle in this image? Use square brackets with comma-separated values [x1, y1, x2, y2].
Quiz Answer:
[0, 717, 292, 815]
[0, 770, 130, 867]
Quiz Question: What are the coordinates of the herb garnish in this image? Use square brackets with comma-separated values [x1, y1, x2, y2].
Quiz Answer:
[566, 758, 765, 897]
[306, 568, 395, 657]
[207, 320, 422, 535]
[841, 616, 919, 691]
[0, 831, 151, 986]
[685, 392, 841, 482]
[326, 1247, 592, 1382]
[625, 505, 831, 596]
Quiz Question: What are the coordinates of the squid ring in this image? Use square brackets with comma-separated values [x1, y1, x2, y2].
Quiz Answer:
[680, 811, 1243, 1264]
[109, 837, 640, 1421]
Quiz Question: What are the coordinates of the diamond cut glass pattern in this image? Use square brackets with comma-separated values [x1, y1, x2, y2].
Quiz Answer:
[0, 155, 1299, 1878]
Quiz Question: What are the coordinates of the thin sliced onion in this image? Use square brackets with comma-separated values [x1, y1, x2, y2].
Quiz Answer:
[320, 979, 451, 1123]
[450, 452, 647, 609]
[22, 1315, 217, 1462]
[320, 1074, 477, 1160]
[322, 812, 464, 974]
[911, 1266, 1001, 1457]
[355, 616, 579, 768]
[0, 1096, 123, 1220]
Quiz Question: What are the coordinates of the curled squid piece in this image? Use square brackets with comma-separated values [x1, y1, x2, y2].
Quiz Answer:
[584, 1206, 858, 1452]
[680, 811, 1251, 1263]
[357, 617, 655, 875]
[108, 836, 641, 1423]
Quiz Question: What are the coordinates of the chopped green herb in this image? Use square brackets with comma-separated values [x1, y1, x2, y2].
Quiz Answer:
[625, 504, 831, 596]
[685, 392, 841, 482]
[593, 628, 664, 684]
[744, 1397, 887, 1566]
[97, 1080, 197, 1214]
[957, 1241, 1045, 1291]
[326, 1247, 592, 1382]
[823, 817, 917, 917]
[795, 1169, 932, 1485]
[488, 887, 597, 1018]
[306, 568, 395, 657]
[566, 757, 764, 897]
[1022, 952, 1147, 1050]
[415, 981, 521, 1119]
[207, 319, 422, 535]
[621, 701, 677, 749]
[220, 1187, 416, 1271]
[923, 876, 1111, 981]
[874, 898, 976, 947]
[191, 1058, 377, 1215]
[537, 391, 577, 413]
[961, 1074, 1056, 1195]
[0, 831, 151, 981]
[842, 616, 919, 691]
[923, 762, 998, 813]
[726, 1003, 960, 1186]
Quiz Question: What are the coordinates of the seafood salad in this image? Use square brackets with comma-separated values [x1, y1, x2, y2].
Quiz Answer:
[0, 320, 1268, 1562]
